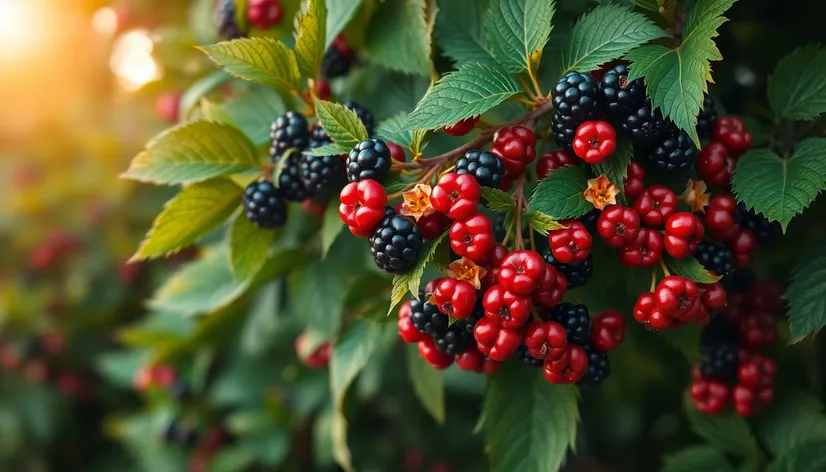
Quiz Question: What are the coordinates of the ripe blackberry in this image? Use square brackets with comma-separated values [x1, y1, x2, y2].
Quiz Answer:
[270, 111, 310, 157]
[579, 209, 602, 234]
[578, 342, 610, 387]
[455, 150, 504, 188]
[310, 125, 330, 144]
[543, 249, 593, 289]
[276, 154, 310, 201]
[299, 142, 342, 194]
[547, 302, 593, 344]
[620, 102, 664, 142]
[599, 64, 647, 116]
[243, 179, 287, 228]
[434, 304, 482, 355]
[492, 213, 507, 242]
[344, 101, 374, 137]
[696, 96, 718, 138]
[369, 209, 423, 273]
[321, 45, 353, 79]
[517, 344, 543, 367]
[724, 267, 756, 293]
[347, 139, 392, 183]
[646, 124, 697, 172]
[215, 0, 244, 40]
[737, 203, 781, 245]
[700, 315, 738, 347]
[698, 342, 738, 383]
[552, 71, 600, 122]
[551, 111, 577, 150]
[410, 293, 448, 336]
[694, 243, 734, 277]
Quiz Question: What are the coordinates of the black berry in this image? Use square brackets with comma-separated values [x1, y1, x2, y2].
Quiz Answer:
[344, 101, 374, 137]
[738, 203, 782, 245]
[696, 96, 718, 138]
[620, 101, 664, 142]
[578, 209, 602, 234]
[214, 0, 244, 40]
[578, 342, 610, 387]
[455, 150, 505, 188]
[543, 249, 593, 289]
[698, 342, 738, 383]
[695, 242, 734, 277]
[517, 344, 543, 367]
[646, 124, 697, 172]
[310, 124, 331, 144]
[300, 142, 342, 195]
[700, 315, 739, 347]
[243, 179, 287, 229]
[321, 44, 353, 79]
[434, 304, 482, 355]
[599, 64, 647, 117]
[276, 154, 310, 201]
[270, 111, 310, 157]
[347, 139, 392, 183]
[553, 71, 600, 122]
[547, 302, 593, 344]
[551, 111, 578, 150]
[369, 209, 423, 273]
[410, 292, 448, 336]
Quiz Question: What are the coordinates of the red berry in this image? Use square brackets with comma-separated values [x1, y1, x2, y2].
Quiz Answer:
[387, 141, 406, 162]
[247, 0, 283, 30]
[699, 282, 727, 311]
[697, 142, 735, 186]
[738, 354, 776, 390]
[655, 276, 698, 321]
[339, 180, 387, 237]
[572, 121, 617, 164]
[712, 116, 753, 157]
[524, 321, 567, 361]
[456, 346, 485, 373]
[491, 125, 537, 173]
[481, 244, 509, 289]
[704, 195, 739, 241]
[314, 79, 332, 100]
[543, 344, 588, 384]
[474, 316, 522, 361]
[746, 281, 784, 313]
[597, 205, 640, 247]
[618, 228, 663, 267]
[417, 212, 450, 240]
[433, 278, 477, 319]
[418, 337, 454, 369]
[498, 250, 545, 294]
[664, 212, 705, 258]
[156, 92, 181, 123]
[738, 312, 776, 349]
[443, 117, 479, 136]
[732, 383, 772, 418]
[536, 150, 576, 179]
[729, 227, 757, 267]
[450, 213, 495, 262]
[431, 173, 480, 220]
[532, 264, 568, 309]
[301, 199, 326, 218]
[690, 378, 729, 415]
[591, 310, 626, 352]
[482, 285, 532, 328]
[624, 161, 646, 200]
[632, 185, 677, 227]
[548, 220, 592, 264]
[398, 301, 427, 343]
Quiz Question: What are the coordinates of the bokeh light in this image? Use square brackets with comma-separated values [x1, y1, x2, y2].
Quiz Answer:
[0, 0, 42, 62]
[92, 7, 119, 36]
[109, 29, 162, 92]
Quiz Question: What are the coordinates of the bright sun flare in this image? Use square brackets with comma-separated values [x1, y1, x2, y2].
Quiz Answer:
[0, 0, 41, 60]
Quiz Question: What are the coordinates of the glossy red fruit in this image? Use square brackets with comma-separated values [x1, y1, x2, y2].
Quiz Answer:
[498, 250, 545, 294]
[618, 228, 663, 267]
[592, 310, 626, 352]
[543, 344, 589, 384]
[690, 378, 729, 415]
[697, 142, 735, 186]
[597, 205, 641, 247]
[655, 276, 699, 321]
[537, 149, 577, 179]
[474, 316, 522, 361]
[738, 312, 777, 349]
[339, 180, 388, 237]
[532, 264, 567, 309]
[482, 285, 532, 328]
[664, 212, 705, 258]
[398, 301, 427, 343]
[548, 220, 592, 264]
[455, 346, 485, 373]
[713, 116, 753, 157]
[247, 0, 283, 30]
[632, 185, 677, 227]
[449, 213, 495, 261]
[481, 244, 509, 289]
[431, 173, 481, 220]
[738, 354, 776, 390]
[732, 383, 772, 418]
[572, 121, 617, 164]
[729, 227, 757, 267]
[314, 79, 332, 100]
[155, 91, 181, 123]
[443, 116, 479, 136]
[524, 321, 567, 361]
[491, 125, 537, 173]
[418, 337, 454, 369]
[433, 278, 477, 319]
[387, 141, 406, 162]
[416, 212, 450, 240]
[624, 161, 646, 200]
[704, 195, 739, 241]
[699, 282, 727, 311]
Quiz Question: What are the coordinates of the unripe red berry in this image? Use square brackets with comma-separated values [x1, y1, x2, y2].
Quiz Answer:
[443, 116, 479, 136]
[618, 228, 663, 267]
[418, 337, 454, 369]
[524, 321, 567, 361]
[387, 141, 406, 162]
[664, 212, 705, 258]
[449, 214, 495, 262]
[633, 185, 677, 227]
[572, 121, 617, 164]
[431, 173, 481, 220]
[482, 284, 532, 328]
[537, 149, 576, 179]
[498, 250, 545, 294]
[339, 180, 387, 237]
[712, 116, 753, 157]
[597, 205, 640, 247]
[491, 125, 536, 173]
[433, 278, 477, 319]
[548, 220, 592, 264]
[591, 310, 626, 352]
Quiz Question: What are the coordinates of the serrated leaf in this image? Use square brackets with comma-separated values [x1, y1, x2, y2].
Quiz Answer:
[364, 0, 433, 76]
[434, 0, 496, 67]
[627, 0, 737, 146]
[321, 203, 344, 259]
[314, 99, 369, 148]
[483, 0, 556, 72]
[592, 135, 633, 203]
[528, 165, 592, 219]
[767, 439, 826, 472]
[663, 445, 733, 472]
[485, 364, 578, 472]
[787, 246, 826, 341]
[221, 86, 287, 146]
[122, 121, 260, 185]
[561, 4, 666, 74]
[410, 129, 433, 155]
[686, 400, 759, 457]
[665, 255, 722, 283]
[229, 213, 277, 281]
[295, 0, 327, 79]
[405, 343, 445, 424]
[199, 38, 300, 92]
[481, 187, 516, 213]
[303, 142, 352, 157]
[326, 0, 362, 48]
[525, 210, 565, 236]
[376, 112, 414, 148]
[732, 139, 826, 231]
[767, 45, 826, 121]
[754, 388, 826, 456]
[402, 64, 520, 131]
[388, 232, 449, 315]
[132, 178, 242, 261]
[331, 320, 396, 409]
[201, 98, 238, 126]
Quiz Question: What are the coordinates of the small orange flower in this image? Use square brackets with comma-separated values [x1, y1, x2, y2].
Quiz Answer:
[583, 175, 620, 210]
[681, 179, 710, 213]
[401, 184, 435, 221]
[446, 257, 488, 290]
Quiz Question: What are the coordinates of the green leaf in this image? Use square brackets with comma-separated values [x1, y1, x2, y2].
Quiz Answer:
[314, 99, 369, 148]
[767, 45, 826, 121]
[592, 135, 633, 203]
[483, 0, 556, 72]
[364, 0, 433, 76]
[665, 255, 722, 283]
[767, 439, 826, 472]
[376, 112, 414, 148]
[321, 203, 345, 259]
[240, 282, 284, 357]
[295, 0, 327, 79]
[525, 210, 565, 236]
[686, 402, 759, 457]
[732, 139, 826, 231]
[221, 86, 287, 146]
[402, 64, 520, 131]
[303, 142, 353, 157]
[561, 4, 666, 74]
[529, 165, 592, 219]
[787, 246, 826, 341]
[122, 121, 260, 185]
[388, 232, 449, 315]
[132, 178, 242, 261]
[481, 187, 516, 213]
[201, 98, 238, 126]
[485, 364, 578, 472]
[630, 0, 675, 13]
[96, 350, 151, 389]
[119, 312, 196, 346]
[754, 388, 826, 456]
[663, 445, 733, 472]
[434, 0, 496, 67]
[229, 213, 277, 281]
[199, 38, 300, 92]
[627, 0, 737, 146]
[179, 70, 232, 118]
[326, 0, 362, 48]
[331, 320, 396, 409]
[405, 343, 445, 424]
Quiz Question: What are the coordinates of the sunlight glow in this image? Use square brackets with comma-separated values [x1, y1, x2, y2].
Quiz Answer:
[92, 7, 119, 36]
[110, 30, 162, 92]
[0, 0, 41, 60]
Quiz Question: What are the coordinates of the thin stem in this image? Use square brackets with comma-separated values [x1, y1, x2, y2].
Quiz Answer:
[528, 68, 543, 99]
[514, 173, 527, 251]
[529, 224, 537, 252]
[649, 268, 658, 292]
[659, 258, 671, 277]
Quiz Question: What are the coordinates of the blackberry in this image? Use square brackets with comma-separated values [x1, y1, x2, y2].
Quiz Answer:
[344, 101, 374, 137]
[321, 45, 353, 79]
[543, 249, 593, 289]
[696, 96, 718, 138]
[410, 293, 448, 336]
[276, 154, 311, 201]
[578, 342, 610, 387]
[599, 64, 647, 116]
[551, 110, 577, 150]
[700, 315, 739, 347]
[347, 139, 392, 183]
[434, 305, 482, 355]
[310, 124, 331, 144]
[299, 142, 342, 194]
[214, 0, 244, 40]
[552, 71, 600, 122]
[547, 302, 593, 344]
[698, 342, 738, 382]
[369, 209, 423, 273]
[270, 111, 310, 157]
[517, 345, 543, 367]
[455, 150, 504, 188]
[724, 267, 756, 293]
[579, 209, 602, 234]
[694, 243, 734, 277]
[620, 102, 664, 142]
[492, 213, 507, 242]
[738, 203, 781, 245]
[646, 124, 697, 172]
[243, 179, 287, 228]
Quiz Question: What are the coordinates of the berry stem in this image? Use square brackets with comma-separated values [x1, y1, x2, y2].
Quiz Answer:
[658, 258, 671, 277]
[649, 268, 658, 292]
[514, 173, 528, 251]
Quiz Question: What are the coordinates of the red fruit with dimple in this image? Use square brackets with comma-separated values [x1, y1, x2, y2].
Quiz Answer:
[247, 0, 283, 30]
[597, 205, 640, 247]
[339, 180, 388, 237]
[632, 185, 677, 227]
[729, 227, 757, 267]
[491, 125, 537, 173]
[456, 346, 485, 373]
[433, 278, 477, 319]
[572, 121, 617, 164]
[416, 212, 450, 240]
[664, 212, 705, 258]
[449, 213, 495, 261]
[697, 142, 735, 186]
[537, 150, 577, 179]
[699, 282, 727, 311]
[387, 141, 406, 162]
[532, 264, 567, 309]
[633, 292, 657, 326]
[482, 285, 532, 328]
[738, 312, 776, 349]
[498, 250, 545, 294]
[548, 220, 592, 264]
[443, 117, 479, 136]
[418, 337, 454, 369]
[592, 310, 626, 352]
[474, 316, 523, 361]
[543, 344, 589, 384]
[713, 116, 753, 157]
[732, 384, 772, 418]
[481, 244, 509, 289]
[624, 161, 646, 200]
[655, 276, 699, 321]
[704, 195, 739, 241]
[690, 378, 729, 414]
[618, 228, 663, 267]
[431, 173, 480, 220]
[738, 354, 776, 390]
[524, 321, 567, 361]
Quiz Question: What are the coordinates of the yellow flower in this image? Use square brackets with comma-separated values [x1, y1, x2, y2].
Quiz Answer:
[583, 175, 620, 210]
[401, 184, 435, 221]
[446, 257, 488, 290]
[681, 179, 710, 213]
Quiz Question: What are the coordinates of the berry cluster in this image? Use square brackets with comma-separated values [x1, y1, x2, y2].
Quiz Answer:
[215, 0, 283, 39]
[697, 116, 754, 187]
[0, 332, 90, 399]
[321, 34, 356, 79]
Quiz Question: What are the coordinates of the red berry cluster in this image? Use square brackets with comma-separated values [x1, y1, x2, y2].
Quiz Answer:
[696, 116, 753, 187]
[246, 0, 283, 30]
[0, 333, 92, 400]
